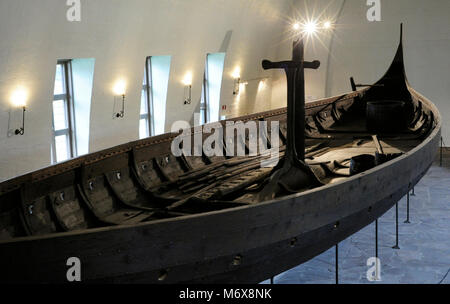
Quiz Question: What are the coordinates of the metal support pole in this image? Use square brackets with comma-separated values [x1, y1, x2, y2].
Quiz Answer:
[392, 202, 400, 249]
[375, 219, 378, 259]
[335, 244, 339, 284]
[404, 192, 411, 224]
[270, 277, 274, 285]
[411, 187, 415, 196]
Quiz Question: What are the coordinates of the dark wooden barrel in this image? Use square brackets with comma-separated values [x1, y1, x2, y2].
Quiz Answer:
[350, 154, 375, 175]
[366, 100, 406, 133]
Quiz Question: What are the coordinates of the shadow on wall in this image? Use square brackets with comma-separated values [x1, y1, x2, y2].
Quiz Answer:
[190, 30, 233, 126]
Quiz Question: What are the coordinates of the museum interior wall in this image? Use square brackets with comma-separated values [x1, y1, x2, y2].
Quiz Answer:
[1, 0, 449, 183]
[273, 0, 450, 146]
[0, 0, 292, 182]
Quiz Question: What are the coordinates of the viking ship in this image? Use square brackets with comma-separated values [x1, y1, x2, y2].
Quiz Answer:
[0, 25, 441, 283]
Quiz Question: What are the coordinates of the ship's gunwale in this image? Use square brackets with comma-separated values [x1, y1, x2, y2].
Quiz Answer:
[0, 84, 440, 248]
[0, 100, 439, 282]
[0, 89, 365, 194]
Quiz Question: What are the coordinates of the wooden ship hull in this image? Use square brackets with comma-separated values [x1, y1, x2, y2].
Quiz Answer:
[0, 28, 441, 283]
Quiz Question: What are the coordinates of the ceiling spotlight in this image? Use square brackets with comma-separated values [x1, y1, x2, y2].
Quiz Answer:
[324, 21, 332, 30]
[303, 21, 317, 35]
[292, 23, 300, 31]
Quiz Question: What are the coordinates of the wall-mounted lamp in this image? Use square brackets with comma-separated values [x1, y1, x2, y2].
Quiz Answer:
[11, 87, 28, 136]
[232, 67, 241, 95]
[183, 72, 192, 105]
[113, 80, 126, 118]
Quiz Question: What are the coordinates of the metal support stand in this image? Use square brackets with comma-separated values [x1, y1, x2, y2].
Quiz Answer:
[375, 219, 381, 281]
[270, 277, 274, 285]
[375, 219, 378, 259]
[404, 192, 411, 224]
[335, 244, 339, 284]
[392, 202, 400, 249]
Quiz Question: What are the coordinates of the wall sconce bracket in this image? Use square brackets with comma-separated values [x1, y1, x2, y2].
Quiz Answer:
[184, 85, 192, 105]
[233, 78, 241, 95]
[15, 106, 26, 136]
[115, 94, 126, 118]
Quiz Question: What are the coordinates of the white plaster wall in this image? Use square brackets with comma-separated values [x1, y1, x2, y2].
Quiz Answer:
[0, 0, 292, 181]
[273, 0, 450, 145]
[327, 0, 450, 146]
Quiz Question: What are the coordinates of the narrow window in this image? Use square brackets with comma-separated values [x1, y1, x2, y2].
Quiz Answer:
[140, 57, 152, 139]
[201, 53, 226, 124]
[139, 56, 171, 139]
[71, 58, 95, 156]
[199, 71, 207, 126]
[52, 60, 76, 163]
[51, 59, 95, 163]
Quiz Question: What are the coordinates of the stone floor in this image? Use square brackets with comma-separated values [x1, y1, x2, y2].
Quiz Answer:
[261, 150, 450, 284]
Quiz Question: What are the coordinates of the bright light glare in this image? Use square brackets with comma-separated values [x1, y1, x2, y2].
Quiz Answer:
[239, 82, 247, 93]
[323, 21, 332, 29]
[113, 79, 127, 95]
[11, 87, 28, 107]
[292, 23, 300, 31]
[232, 67, 241, 79]
[257, 80, 266, 91]
[182, 72, 193, 86]
[303, 21, 317, 35]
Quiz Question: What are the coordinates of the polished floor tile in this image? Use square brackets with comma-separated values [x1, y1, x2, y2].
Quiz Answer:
[261, 152, 450, 284]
